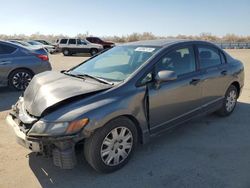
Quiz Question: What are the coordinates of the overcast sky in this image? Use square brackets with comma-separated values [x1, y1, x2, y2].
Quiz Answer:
[0, 0, 249, 37]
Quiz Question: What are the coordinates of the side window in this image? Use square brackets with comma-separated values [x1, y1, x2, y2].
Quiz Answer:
[92, 38, 97, 43]
[155, 46, 196, 76]
[60, 39, 68, 44]
[95, 38, 101, 43]
[77, 39, 82, 45]
[68, 39, 76, 45]
[87, 38, 93, 42]
[0, 44, 17, 55]
[198, 46, 221, 69]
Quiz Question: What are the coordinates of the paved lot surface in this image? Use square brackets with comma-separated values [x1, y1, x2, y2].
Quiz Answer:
[0, 50, 250, 188]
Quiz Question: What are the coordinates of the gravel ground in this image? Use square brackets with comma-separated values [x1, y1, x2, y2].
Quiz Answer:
[0, 50, 250, 188]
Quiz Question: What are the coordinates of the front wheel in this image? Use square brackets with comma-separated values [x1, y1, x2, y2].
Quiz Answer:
[84, 117, 138, 173]
[217, 85, 238, 116]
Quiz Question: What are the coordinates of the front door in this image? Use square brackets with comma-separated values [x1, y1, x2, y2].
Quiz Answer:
[148, 45, 203, 133]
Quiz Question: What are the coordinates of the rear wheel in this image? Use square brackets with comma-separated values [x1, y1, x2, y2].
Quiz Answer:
[63, 49, 71, 56]
[8, 69, 33, 91]
[217, 85, 238, 116]
[84, 117, 138, 173]
[90, 48, 98, 56]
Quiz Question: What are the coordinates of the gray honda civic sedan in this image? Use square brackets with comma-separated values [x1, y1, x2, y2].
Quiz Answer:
[0, 40, 51, 90]
[7, 40, 244, 173]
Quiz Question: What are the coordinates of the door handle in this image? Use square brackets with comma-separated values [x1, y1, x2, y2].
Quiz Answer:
[221, 70, 228, 75]
[190, 78, 201, 85]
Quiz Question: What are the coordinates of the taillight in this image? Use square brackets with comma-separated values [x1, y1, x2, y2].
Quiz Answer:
[36, 54, 49, 61]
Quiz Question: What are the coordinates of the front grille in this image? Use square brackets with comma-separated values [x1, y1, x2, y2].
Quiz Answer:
[11, 115, 30, 134]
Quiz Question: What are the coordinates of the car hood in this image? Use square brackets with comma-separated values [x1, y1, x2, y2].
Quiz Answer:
[23, 71, 111, 117]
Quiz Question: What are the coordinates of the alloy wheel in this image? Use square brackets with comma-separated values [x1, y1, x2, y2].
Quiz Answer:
[225, 90, 237, 112]
[12, 71, 32, 90]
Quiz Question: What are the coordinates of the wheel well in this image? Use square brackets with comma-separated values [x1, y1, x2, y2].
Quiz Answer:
[82, 115, 144, 146]
[90, 48, 98, 51]
[8, 68, 34, 80]
[122, 115, 143, 144]
[231, 81, 240, 98]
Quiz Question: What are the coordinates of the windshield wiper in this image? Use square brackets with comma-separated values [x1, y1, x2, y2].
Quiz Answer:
[77, 74, 114, 85]
[64, 71, 113, 85]
[63, 71, 87, 80]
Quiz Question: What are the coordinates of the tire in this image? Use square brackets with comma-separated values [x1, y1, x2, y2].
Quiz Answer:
[84, 117, 138, 173]
[63, 49, 71, 56]
[90, 48, 98, 56]
[8, 69, 33, 91]
[216, 85, 238, 116]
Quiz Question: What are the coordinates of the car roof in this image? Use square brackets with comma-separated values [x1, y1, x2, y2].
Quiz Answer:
[0, 40, 29, 49]
[122, 39, 215, 47]
[0, 40, 19, 45]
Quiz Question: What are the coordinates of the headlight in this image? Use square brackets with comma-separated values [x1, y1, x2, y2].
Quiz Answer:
[28, 118, 89, 136]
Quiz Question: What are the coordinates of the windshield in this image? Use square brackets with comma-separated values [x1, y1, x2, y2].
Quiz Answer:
[40, 40, 52, 45]
[82, 39, 90, 44]
[70, 45, 160, 82]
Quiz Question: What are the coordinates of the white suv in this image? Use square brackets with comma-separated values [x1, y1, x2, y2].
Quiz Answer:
[57, 38, 103, 56]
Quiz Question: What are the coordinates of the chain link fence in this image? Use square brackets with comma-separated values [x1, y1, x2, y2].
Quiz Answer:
[214, 42, 250, 49]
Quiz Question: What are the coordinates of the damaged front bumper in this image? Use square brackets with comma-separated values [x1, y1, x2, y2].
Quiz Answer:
[6, 112, 79, 169]
[6, 114, 41, 152]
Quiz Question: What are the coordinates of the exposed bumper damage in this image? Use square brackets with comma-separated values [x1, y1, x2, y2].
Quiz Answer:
[6, 115, 41, 152]
[6, 103, 79, 169]
[5, 71, 113, 169]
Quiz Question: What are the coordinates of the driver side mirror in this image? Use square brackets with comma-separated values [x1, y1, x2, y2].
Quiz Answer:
[155, 70, 177, 84]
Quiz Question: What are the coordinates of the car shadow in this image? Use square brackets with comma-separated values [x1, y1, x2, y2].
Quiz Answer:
[0, 87, 22, 112]
[72, 53, 91, 57]
[28, 101, 250, 188]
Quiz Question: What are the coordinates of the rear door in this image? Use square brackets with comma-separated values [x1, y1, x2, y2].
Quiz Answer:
[76, 39, 89, 53]
[196, 45, 227, 105]
[0, 43, 17, 85]
[68, 39, 77, 53]
[148, 45, 203, 133]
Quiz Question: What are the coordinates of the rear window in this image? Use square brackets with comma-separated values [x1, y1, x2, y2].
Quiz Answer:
[0, 44, 17, 55]
[60, 39, 68, 44]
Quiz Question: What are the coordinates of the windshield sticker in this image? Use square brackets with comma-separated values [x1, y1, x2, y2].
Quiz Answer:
[135, 47, 155, 52]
